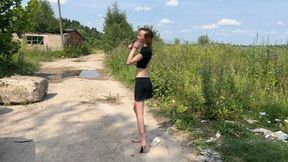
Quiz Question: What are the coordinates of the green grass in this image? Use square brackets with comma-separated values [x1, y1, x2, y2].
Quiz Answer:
[106, 42, 288, 125]
[217, 136, 288, 162]
[106, 42, 288, 161]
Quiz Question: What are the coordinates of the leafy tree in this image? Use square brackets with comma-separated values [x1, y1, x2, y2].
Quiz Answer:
[38, 0, 58, 33]
[0, 0, 23, 63]
[25, 0, 58, 33]
[197, 34, 210, 45]
[102, 2, 134, 52]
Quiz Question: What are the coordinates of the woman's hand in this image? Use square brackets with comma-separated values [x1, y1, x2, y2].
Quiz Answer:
[128, 40, 142, 50]
[133, 40, 142, 49]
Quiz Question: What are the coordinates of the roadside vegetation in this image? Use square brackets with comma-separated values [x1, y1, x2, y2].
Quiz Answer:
[106, 36, 288, 161]
[104, 3, 288, 161]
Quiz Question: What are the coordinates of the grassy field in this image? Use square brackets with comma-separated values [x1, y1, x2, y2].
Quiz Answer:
[106, 42, 288, 161]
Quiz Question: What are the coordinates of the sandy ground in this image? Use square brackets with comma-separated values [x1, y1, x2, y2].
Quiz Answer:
[0, 54, 195, 162]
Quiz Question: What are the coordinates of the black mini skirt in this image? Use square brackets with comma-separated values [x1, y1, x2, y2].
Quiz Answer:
[134, 77, 153, 101]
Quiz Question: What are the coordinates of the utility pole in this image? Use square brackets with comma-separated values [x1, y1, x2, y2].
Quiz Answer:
[57, 0, 64, 49]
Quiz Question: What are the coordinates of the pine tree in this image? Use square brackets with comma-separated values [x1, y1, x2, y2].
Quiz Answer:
[102, 2, 134, 52]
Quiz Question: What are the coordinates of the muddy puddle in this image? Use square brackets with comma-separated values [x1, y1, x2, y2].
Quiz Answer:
[34, 69, 105, 83]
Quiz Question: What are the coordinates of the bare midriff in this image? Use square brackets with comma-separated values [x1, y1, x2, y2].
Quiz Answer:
[136, 68, 149, 78]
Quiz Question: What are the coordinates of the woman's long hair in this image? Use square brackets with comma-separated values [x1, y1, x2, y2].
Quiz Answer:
[139, 28, 153, 48]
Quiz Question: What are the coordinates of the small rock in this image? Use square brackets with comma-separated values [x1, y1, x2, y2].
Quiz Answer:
[196, 155, 208, 162]
[197, 149, 222, 162]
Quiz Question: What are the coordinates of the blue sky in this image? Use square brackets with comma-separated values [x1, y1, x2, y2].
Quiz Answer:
[22, 0, 288, 45]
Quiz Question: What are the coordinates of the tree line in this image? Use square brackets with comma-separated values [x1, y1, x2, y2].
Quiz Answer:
[1, 0, 161, 66]
[1, 0, 102, 64]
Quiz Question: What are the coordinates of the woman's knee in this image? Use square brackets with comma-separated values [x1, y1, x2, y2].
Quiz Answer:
[135, 101, 144, 108]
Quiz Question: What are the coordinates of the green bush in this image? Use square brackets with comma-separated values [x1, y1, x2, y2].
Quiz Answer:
[106, 42, 288, 124]
[63, 43, 91, 58]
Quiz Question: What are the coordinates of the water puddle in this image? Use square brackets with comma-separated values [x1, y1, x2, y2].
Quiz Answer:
[34, 70, 81, 83]
[79, 70, 101, 79]
[34, 69, 104, 83]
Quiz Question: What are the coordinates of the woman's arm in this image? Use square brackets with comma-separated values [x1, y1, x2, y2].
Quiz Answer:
[126, 40, 143, 65]
[126, 47, 143, 65]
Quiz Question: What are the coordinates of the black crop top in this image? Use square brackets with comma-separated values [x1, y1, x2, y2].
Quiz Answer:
[136, 47, 152, 69]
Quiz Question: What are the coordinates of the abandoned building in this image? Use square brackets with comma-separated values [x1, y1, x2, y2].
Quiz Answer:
[64, 29, 83, 45]
[23, 29, 83, 51]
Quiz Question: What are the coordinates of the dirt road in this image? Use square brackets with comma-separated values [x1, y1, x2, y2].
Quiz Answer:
[0, 54, 194, 162]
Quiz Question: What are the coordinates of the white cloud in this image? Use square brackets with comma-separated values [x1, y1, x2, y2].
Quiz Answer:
[196, 18, 241, 30]
[135, 6, 151, 12]
[199, 24, 218, 30]
[232, 29, 249, 34]
[217, 18, 241, 26]
[277, 21, 285, 25]
[166, 0, 179, 7]
[266, 31, 278, 35]
[48, 0, 68, 4]
[157, 18, 174, 26]
[181, 29, 192, 33]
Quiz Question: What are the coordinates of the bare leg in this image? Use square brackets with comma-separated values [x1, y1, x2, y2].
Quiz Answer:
[135, 101, 147, 146]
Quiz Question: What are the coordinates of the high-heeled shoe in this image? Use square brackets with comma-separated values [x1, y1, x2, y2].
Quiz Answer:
[139, 145, 150, 153]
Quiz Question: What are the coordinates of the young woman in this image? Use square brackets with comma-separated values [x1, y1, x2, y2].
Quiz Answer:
[126, 27, 154, 153]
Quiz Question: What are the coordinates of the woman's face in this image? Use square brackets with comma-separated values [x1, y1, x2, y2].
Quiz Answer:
[137, 30, 145, 43]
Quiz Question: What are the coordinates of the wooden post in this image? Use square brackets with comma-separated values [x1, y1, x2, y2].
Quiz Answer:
[57, 0, 64, 49]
